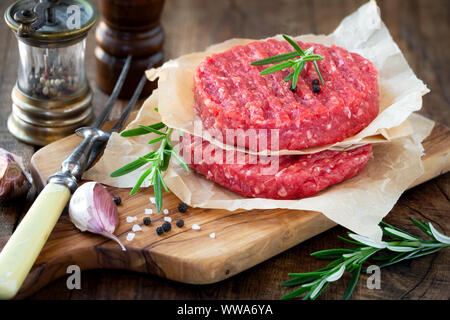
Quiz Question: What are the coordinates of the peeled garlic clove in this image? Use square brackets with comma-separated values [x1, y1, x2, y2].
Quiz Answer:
[69, 181, 126, 251]
[0, 148, 31, 200]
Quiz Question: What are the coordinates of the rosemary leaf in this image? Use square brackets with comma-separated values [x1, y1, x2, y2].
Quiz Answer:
[343, 264, 361, 300]
[138, 124, 166, 136]
[310, 280, 328, 300]
[303, 47, 314, 56]
[291, 63, 302, 89]
[406, 247, 445, 259]
[156, 168, 169, 192]
[337, 235, 363, 246]
[260, 60, 296, 75]
[148, 136, 166, 144]
[371, 253, 400, 261]
[283, 71, 295, 82]
[282, 34, 305, 55]
[169, 149, 190, 172]
[287, 271, 326, 278]
[381, 223, 419, 240]
[410, 218, 434, 239]
[281, 286, 311, 300]
[300, 54, 324, 61]
[316, 257, 346, 272]
[154, 172, 163, 212]
[130, 166, 153, 195]
[110, 151, 156, 177]
[313, 61, 324, 85]
[311, 249, 355, 260]
[250, 51, 300, 66]
[120, 122, 166, 137]
[281, 275, 321, 287]
[160, 150, 171, 171]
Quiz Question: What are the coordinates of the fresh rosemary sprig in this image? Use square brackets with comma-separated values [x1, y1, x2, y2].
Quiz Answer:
[282, 218, 450, 300]
[110, 122, 189, 212]
[251, 34, 324, 90]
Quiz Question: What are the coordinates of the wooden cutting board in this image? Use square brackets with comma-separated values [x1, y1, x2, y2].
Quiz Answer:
[2, 118, 449, 299]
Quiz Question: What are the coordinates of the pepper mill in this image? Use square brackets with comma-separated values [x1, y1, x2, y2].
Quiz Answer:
[95, 0, 165, 99]
[4, 0, 97, 146]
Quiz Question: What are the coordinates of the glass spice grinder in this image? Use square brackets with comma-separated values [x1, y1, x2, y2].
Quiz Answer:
[4, 0, 97, 146]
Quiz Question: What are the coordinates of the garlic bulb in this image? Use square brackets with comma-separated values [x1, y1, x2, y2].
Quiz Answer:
[0, 148, 31, 200]
[69, 182, 126, 251]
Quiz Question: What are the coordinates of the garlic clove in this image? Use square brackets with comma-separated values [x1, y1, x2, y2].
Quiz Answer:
[97, 230, 126, 252]
[69, 182, 126, 251]
[0, 148, 31, 200]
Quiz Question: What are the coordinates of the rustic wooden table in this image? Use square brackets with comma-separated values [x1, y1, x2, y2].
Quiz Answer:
[0, 0, 448, 300]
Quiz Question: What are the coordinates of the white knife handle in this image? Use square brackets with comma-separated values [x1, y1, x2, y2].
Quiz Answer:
[0, 183, 71, 299]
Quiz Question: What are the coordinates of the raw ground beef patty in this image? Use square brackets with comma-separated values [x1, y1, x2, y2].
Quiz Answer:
[180, 134, 373, 199]
[194, 39, 379, 151]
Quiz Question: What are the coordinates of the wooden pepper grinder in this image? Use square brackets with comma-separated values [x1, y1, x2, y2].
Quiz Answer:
[95, 0, 165, 99]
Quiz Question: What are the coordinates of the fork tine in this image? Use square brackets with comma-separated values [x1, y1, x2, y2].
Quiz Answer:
[92, 55, 132, 129]
[110, 57, 159, 133]
[86, 57, 156, 167]
[110, 72, 147, 133]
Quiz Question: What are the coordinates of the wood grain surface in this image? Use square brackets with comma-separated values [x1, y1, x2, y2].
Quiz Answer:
[0, 0, 449, 300]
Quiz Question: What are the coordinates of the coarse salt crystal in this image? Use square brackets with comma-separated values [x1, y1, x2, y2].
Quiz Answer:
[126, 232, 135, 241]
[126, 216, 137, 223]
[164, 217, 172, 223]
[192, 224, 201, 230]
[163, 209, 169, 214]
[149, 197, 156, 204]
[209, 233, 216, 239]
[145, 208, 153, 215]
[132, 224, 142, 232]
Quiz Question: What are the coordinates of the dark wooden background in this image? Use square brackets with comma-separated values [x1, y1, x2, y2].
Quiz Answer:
[0, 0, 448, 300]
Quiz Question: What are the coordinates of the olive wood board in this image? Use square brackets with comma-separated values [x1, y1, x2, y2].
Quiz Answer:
[2, 116, 449, 299]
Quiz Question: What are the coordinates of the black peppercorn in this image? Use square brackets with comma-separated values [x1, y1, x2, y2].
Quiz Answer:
[312, 79, 320, 85]
[113, 196, 121, 205]
[156, 226, 164, 235]
[290, 86, 297, 93]
[143, 217, 151, 226]
[178, 202, 188, 213]
[162, 221, 171, 232]
[176, 219, 184, 228]
[312, 85, 321, 93]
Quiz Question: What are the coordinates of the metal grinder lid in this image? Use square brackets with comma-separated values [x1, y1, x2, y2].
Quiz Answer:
[5, 0, 97, 46]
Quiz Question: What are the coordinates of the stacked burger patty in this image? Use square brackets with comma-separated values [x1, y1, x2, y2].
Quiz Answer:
[180, 39, 379, 199]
